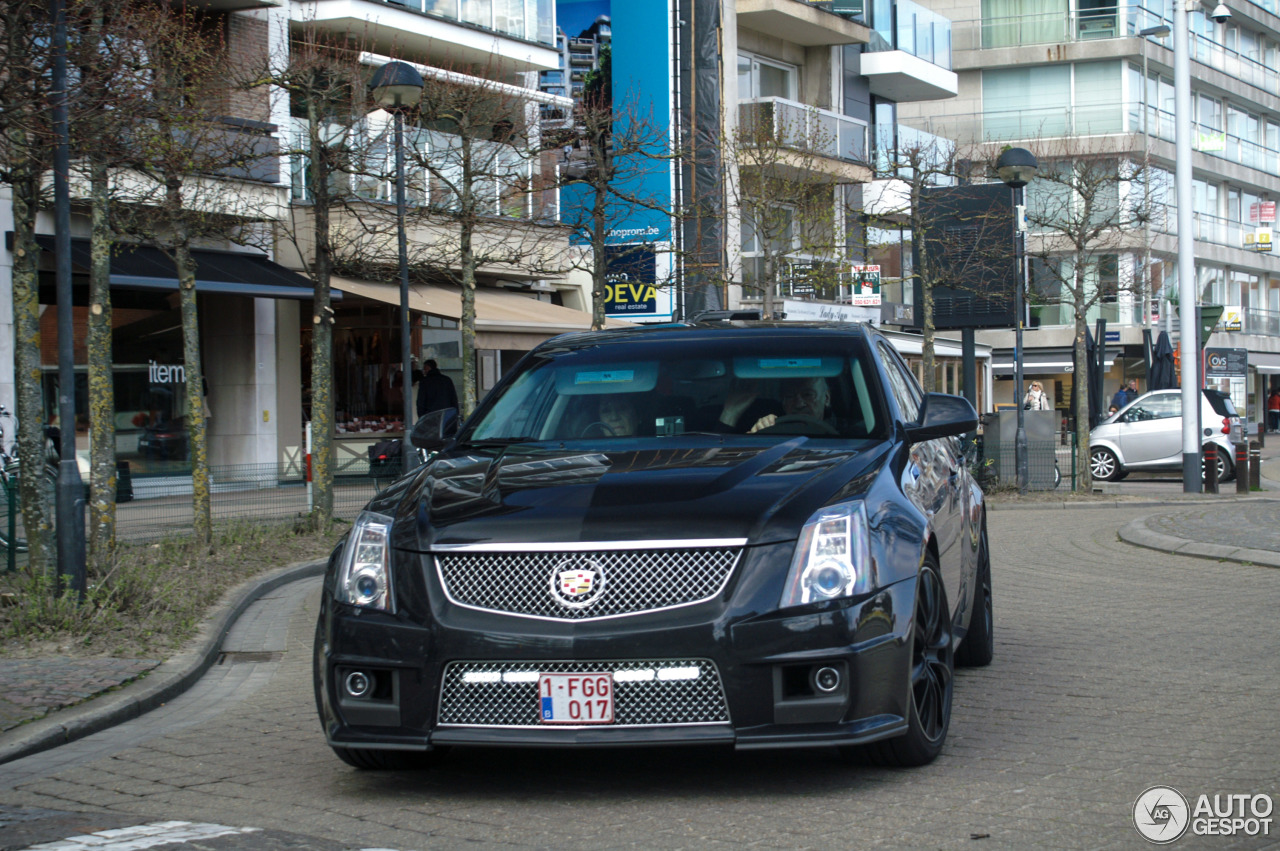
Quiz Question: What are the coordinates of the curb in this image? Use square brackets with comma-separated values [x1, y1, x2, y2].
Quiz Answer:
[989, 495, 1280, 511]
[1118, 515, 1280, 569]
[0, 558, 326, 767]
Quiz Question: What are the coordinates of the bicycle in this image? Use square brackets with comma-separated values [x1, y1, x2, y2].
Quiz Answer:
[0, 404, 57, 561]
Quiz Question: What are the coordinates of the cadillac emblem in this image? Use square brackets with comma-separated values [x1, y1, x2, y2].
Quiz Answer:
[550, 558, 606, 609]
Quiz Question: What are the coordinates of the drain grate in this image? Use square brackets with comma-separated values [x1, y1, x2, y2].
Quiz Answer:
[217, 651, 283, 664]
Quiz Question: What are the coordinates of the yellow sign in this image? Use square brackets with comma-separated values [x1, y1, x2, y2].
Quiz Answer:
[1244, 229, 1273, 252]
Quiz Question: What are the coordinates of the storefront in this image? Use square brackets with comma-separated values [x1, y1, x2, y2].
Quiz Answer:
[32, 238, 315, 479]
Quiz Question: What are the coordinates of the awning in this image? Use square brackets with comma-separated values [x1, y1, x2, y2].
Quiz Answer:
[992, 348, 1115, 375]
[36, 236, 329, 301]
[331, 276, 628, 348]
[1249, 352, 1280, 372]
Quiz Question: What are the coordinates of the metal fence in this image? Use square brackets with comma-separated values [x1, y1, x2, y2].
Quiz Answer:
[975, 432, 1079, 492]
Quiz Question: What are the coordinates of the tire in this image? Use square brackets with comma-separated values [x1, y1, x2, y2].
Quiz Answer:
[956, 528, 993, 668]
[1090, 447, 1122, 482]
[0, 463, 57, 556]
[856, 556, 954, 767]
[1214, 447, 1233, 483]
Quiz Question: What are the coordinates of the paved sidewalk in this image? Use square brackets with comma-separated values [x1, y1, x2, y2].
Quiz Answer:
[3, 438, 1279, 768]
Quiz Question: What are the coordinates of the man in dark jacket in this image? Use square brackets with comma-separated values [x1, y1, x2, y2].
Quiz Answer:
[413, 358, 458, 417]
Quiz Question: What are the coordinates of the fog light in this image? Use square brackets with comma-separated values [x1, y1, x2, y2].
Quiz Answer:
[345, 670, 372, 699]
[813, 666, 841, 693]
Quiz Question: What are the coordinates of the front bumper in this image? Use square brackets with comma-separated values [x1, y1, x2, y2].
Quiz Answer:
[316, 544, 916, 752]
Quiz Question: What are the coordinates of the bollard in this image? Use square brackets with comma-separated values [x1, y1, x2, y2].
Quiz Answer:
[1204, 450, 1219, 494]
[1250, 442, 1262, 492]
[1237, 442, 1250, 494]
[1257, 421, 1265, 450]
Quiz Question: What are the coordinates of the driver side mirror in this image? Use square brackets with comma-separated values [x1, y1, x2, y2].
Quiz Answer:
[410, 407, 459, 451]
[904, 393, 978, 444]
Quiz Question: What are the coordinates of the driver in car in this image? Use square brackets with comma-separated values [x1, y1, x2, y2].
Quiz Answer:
[748, 376, 830, 434]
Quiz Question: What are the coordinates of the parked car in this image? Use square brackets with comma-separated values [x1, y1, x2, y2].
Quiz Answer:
[314, 322, 992, 770]
[1089, 388, 1242, 482]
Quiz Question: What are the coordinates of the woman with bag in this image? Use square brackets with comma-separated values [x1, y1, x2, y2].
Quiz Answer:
[1023, 381, 1052, 411]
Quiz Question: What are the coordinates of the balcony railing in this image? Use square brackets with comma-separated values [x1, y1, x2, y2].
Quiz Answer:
[1131, 103, 1280, 178]
[1245, 309, 1280, 338]
[738, 97, 868, 165]
[382, 0, 556, 47]
[865, 0, 953, 69]
[951, 3, 1167, 51]
[873, 123, 956, 181]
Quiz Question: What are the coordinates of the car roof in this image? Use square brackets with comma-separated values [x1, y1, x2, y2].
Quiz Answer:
[538, 321, 878, 352]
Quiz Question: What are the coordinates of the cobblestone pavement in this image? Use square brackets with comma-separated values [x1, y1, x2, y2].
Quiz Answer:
[1146, 503, 1280, 552]
[2, 507, 1279, 850]
[0, 660, 159, 733]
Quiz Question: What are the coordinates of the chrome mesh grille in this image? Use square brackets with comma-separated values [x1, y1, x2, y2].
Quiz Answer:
[438, 659, 730, 727]
[435, 547, 741, 620]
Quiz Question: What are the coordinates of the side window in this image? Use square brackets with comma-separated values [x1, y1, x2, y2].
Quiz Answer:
[878, 342, 920, 422]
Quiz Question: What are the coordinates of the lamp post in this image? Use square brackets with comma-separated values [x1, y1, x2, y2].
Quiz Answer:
[997, 147, 1038, 495]
[1173, 1, 1201, 492]
[369, 61, 424, 474]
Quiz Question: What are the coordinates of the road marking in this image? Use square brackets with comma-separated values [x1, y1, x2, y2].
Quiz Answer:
[22, 820, 260, 850]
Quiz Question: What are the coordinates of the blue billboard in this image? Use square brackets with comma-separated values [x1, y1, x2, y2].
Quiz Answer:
[556, 0, 674, 320]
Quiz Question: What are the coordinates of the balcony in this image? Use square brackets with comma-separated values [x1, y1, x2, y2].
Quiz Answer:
[862, 0, 956, 101]
[737, 0, 871, 46]
[292, 0, 560, 72]
[951, 4, 1168, 51]
[738, 97, 872, 184]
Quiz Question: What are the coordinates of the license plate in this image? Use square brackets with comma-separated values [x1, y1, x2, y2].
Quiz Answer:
[538, 673, 614, 724]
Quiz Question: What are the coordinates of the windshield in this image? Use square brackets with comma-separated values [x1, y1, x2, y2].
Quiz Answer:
[463, 335, 888, 443]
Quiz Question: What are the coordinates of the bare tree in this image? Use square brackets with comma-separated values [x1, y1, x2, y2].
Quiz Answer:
[337, 60, 569, 416]
[554, 50, 675, 330]
[108, 4, 277, 545]
[1006, 139, 1154, 488]
[264, 34, 369, 528]
[0, 0, 58, 575]
[724, 99, 853, 320]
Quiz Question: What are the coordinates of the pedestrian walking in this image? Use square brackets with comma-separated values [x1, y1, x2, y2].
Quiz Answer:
[1023, 381, 1052, 411]
[1268, 386, 1280, 433]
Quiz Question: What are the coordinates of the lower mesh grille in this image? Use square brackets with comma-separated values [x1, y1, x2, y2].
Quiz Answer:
[439, 659, 730, 727]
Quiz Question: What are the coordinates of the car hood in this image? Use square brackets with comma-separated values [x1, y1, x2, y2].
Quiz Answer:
[408, 438, 886, 550]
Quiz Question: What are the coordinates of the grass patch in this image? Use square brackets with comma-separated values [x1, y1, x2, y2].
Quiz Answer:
[0, 517, 347, 658]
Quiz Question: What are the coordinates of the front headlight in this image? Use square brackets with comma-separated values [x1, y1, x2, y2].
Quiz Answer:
[336, 511, 394, 612]
[780, 500, 873, 607]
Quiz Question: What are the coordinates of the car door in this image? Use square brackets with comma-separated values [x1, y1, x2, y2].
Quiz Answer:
[1116, 392, 1182, 468]
[878, 342, 963, 610]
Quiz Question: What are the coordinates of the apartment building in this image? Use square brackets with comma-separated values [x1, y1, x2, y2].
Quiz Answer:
[898, 0, 1280, 427]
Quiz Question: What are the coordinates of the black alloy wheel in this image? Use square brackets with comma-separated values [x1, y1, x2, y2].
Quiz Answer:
[853, 556, 954, 767]
[956, 527, 994, 668]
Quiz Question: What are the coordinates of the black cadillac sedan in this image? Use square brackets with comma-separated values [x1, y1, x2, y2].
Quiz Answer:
[314, 322, 992, 769]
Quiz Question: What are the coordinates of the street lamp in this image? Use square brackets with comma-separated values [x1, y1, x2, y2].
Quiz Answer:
[1173, 2, 1201, 492]
[998, 146, 1038, 495]
[1138, 24, 1170, 334]
[369, 61, 424, 474]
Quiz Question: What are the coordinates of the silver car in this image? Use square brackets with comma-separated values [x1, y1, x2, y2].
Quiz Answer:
[1089, 389, 1242, 481]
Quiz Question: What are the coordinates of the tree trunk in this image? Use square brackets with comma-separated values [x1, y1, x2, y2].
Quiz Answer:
[1074, 309, 1091, 491]
[9, 147, 54, 576]
[761, 253, 776, 320]
[169, 182, 211, 545]
[460, 226, 477, 417]
[87, 160, 117, 566]
[591, 187, 607, 331]
[307, 96, 334, 524]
